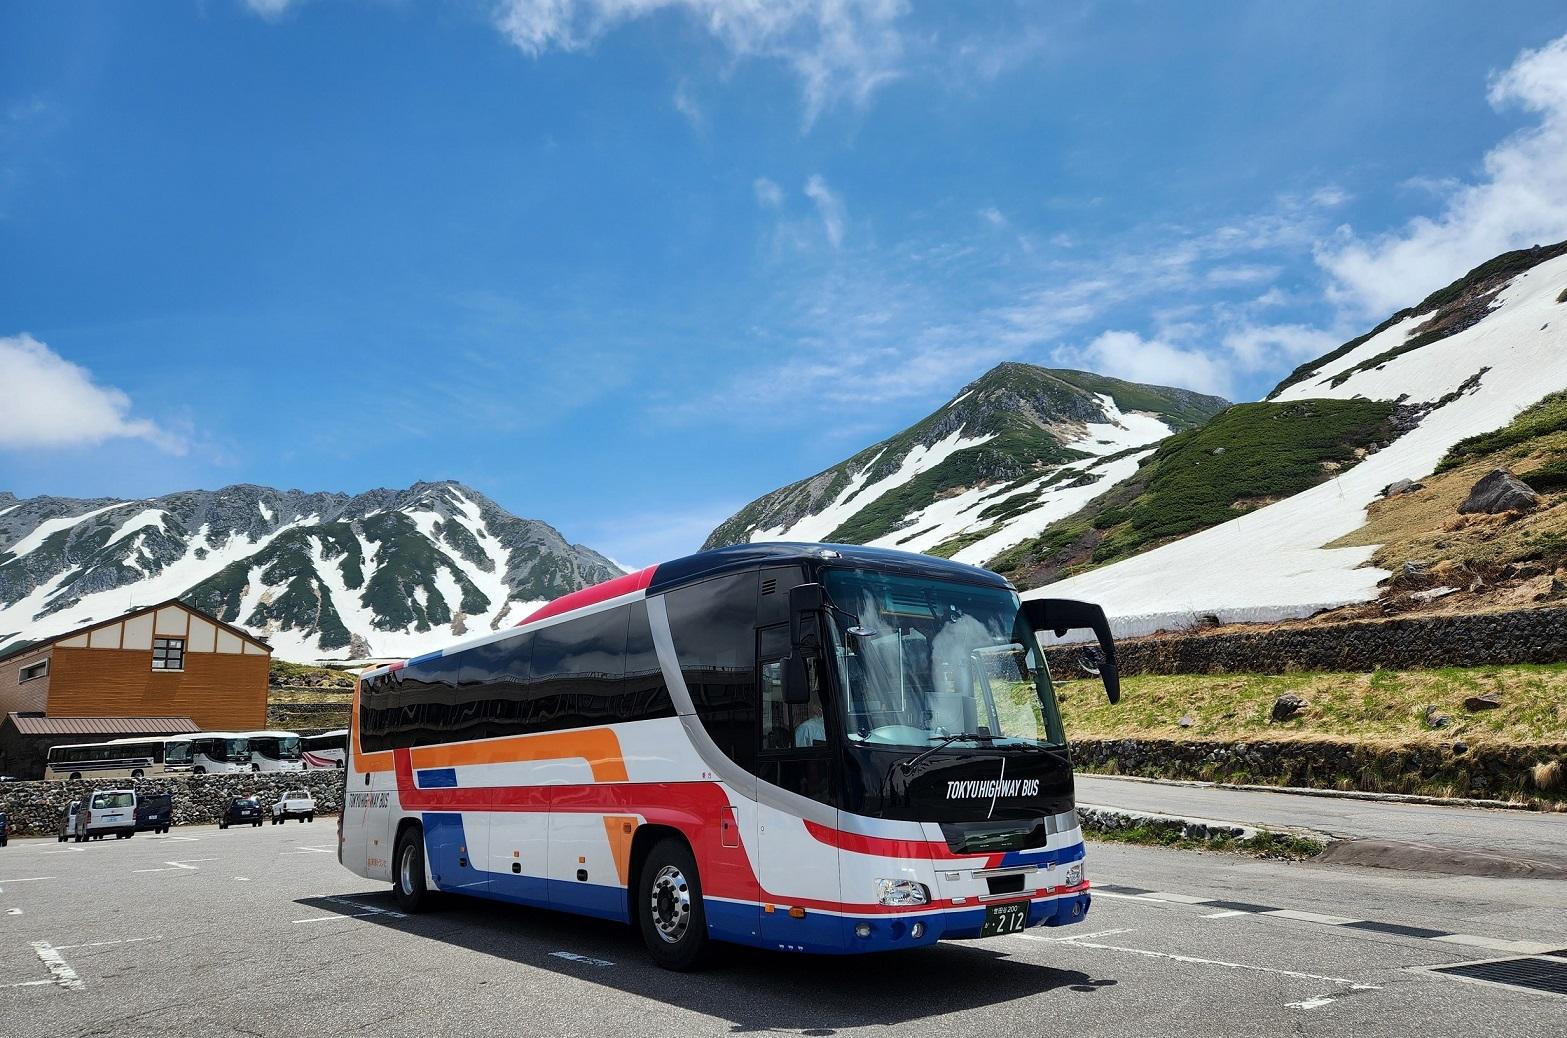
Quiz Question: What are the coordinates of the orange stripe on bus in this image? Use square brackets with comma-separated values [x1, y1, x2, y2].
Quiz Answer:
[351, 683, 629, 782]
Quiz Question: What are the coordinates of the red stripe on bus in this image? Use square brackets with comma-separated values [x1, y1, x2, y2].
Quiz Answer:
[802, 818, 1005, 867]
[518, 566, 658, 626]
[387, 751, 1067, 914]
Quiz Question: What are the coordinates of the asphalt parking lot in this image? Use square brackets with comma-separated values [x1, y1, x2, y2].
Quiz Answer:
[2, 821, 1565, 1037]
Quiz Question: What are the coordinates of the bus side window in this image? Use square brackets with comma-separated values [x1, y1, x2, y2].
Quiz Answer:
[663, 570, 760, 772]
[758, 625, 821, 749]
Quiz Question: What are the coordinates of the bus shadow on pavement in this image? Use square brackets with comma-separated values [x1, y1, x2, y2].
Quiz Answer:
[296, 891, 1118, 1032]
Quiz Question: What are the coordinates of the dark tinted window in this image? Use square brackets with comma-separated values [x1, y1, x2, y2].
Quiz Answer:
[663, 570, 758, 772]
[360, 603, 674, 752]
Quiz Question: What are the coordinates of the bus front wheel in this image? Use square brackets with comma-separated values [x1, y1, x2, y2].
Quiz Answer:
[636, 837, 711, 971]
[394, 827, 433, 913]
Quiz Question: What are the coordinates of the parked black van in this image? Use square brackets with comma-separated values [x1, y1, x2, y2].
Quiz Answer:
[136, 792, 174, 834]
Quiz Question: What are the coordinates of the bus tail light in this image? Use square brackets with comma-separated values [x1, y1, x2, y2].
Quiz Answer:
[875, 879, 930, 906]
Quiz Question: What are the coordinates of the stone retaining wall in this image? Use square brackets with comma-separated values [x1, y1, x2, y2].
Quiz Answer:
[0, 769, 346, 837]
[1044, 606, 1567, 677]
[1072, 737, 1567, 804]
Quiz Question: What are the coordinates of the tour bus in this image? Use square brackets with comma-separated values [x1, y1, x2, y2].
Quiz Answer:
[165, 732, 253, 774]
[46, 739, 172, 781]
[339, 543, 1119, 970]
[241, 730, 305, 772]
[302, 730, 348, 770]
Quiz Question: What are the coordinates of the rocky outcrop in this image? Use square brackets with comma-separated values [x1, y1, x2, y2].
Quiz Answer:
[1044, 605, 1567, 676]
[1458, 468, 1541, 514]
[0, 770, 345, 837]
[1073, 738, 1567, 804]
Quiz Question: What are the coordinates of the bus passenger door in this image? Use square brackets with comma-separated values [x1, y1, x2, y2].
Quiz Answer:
[755, 625, 842, 952]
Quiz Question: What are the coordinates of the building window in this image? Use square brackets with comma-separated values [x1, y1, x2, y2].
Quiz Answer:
[152, 637, 185, 671]
[19, 659, 48, 682]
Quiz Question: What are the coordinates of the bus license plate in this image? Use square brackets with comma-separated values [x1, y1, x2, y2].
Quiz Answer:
[981, 901, 1030, 937]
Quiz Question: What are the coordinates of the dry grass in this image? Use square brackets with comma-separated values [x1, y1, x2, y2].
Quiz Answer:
[1536, 759, 1564, 792]
[1329, 433, 1567, 574]
[1056, 663, 1567, 744]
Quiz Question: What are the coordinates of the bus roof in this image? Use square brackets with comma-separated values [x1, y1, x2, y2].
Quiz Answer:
[236, 730, 300, 738]
[359, 541, 1012, 683]
[49, 739, 159, 753]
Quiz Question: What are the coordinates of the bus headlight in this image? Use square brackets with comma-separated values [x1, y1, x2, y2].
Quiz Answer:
[1064, 864, 1083, 887]
[875, 879, 930, 906]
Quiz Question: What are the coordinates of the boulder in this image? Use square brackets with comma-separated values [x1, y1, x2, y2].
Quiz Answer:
[1464, 693, 1502, 711]
[1422, 705, 1451, 729]
[1270, 693, 1309, 722]
[1457, 469, 1541, 515]
[1384, 478, 1425, 497]
[1177, 713, 1194, 729]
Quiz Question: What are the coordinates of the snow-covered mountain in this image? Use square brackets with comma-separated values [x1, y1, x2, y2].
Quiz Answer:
[704, 363, 1228, 563]
[0, 482, 621, 662]
[1035, 240, 1567, 633]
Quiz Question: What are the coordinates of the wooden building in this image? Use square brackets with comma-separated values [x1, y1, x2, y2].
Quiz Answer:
[0, 601, 271, 776]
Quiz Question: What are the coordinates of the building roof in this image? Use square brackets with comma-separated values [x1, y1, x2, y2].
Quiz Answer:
[4, 713, 201, 737]
[0, 598, 272, 665]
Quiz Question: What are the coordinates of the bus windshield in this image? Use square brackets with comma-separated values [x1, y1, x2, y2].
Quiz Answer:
[821, 568, 1066, 750]
[222, 739, 249, 762]
[164, 741, 193, 766]
[274, 736, 301, 760]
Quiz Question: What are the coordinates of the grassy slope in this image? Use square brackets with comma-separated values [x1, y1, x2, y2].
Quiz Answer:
[991, 399, 1398, 586]
[1055, 663, 1567, 744]
[1326, 390, 1567, 589]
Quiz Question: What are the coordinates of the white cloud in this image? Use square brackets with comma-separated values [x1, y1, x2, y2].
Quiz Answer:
[804, 173, 845, 248]
[1318, 32, 1567, 316]
[492, 0, 909, 125]
[978, 206, 1007, 227]
[0, 334, 185, 454]
[753, 176, 783, 208]
[243, 0, 297, 19]
[1220, 323, 1339, 373]
[1061, 330, 1234, 398]
[672, 78, 702, 127]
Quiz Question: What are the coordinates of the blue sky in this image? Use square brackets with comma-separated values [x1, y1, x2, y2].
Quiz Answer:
[4, 2, 1567, 566]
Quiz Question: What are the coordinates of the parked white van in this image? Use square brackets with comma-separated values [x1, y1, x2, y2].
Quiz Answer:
[75, 789, 138, 842]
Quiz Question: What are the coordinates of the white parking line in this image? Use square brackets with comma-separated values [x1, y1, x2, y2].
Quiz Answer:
[550, 951, 614, 967]
[0, 876, 55, 883]
[29, 942, 84, 992]
[1015, 928, 1135, 943]
[294, 913, 377, 923]
[133, 858, 219, 873]
[52, 936, 164, 951]
[1204, 910, 1247, 919]
[1286, 996, 1337, 1010]
[1051, 937, 1381, 990]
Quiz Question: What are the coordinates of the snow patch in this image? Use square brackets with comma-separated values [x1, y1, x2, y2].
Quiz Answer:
[1038, 253, 1567, 620]
[105, 509, 169, 548]
[751, 431, 994, 544]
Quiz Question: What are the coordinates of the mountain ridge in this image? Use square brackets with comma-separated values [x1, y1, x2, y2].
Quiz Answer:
[0, 480, 621, 662]
[703, 362, 1228, 564]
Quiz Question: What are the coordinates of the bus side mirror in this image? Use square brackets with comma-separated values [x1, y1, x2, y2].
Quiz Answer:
[1021, 598, 1121, 705]
[789, 583, 826, 650]
[783, 652, 814, 705]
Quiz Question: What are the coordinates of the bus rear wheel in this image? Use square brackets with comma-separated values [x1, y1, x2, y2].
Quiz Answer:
[393, 827, 433, 913]
[636, 837, 711, 971]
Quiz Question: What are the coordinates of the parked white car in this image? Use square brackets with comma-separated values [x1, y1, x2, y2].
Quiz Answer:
[76, 789, 138, 842]
[271, 789, 316, 824]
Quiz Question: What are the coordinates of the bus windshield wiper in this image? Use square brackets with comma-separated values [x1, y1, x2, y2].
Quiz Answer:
[898, 732, 992, 772]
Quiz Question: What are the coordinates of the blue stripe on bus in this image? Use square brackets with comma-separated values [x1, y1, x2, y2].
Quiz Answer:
[416, 768, 458, 788]
[406, 650, 444, 667]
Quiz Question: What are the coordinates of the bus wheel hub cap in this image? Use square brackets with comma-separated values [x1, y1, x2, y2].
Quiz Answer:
[650, 865, 691, 943]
